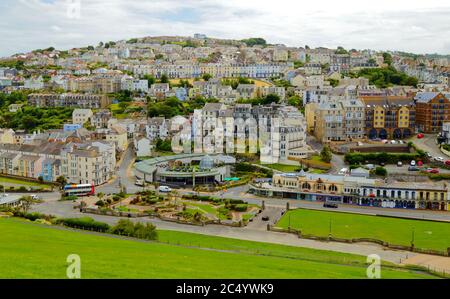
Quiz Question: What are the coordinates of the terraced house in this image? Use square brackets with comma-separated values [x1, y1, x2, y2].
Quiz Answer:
[359, 96, 416, 139]
[250, 172, 449, 211]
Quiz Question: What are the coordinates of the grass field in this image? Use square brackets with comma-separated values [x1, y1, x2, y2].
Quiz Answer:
[277, 209, 450, 251]
[0, 177, 50, 189]
[0, 218, 434, 279]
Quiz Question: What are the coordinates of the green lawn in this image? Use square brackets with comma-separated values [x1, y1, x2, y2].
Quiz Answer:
[0, 218, 433, 279]
[277, 209, 450, 251]
[261, 163, 301, 172]
[0, 177, 50, 188]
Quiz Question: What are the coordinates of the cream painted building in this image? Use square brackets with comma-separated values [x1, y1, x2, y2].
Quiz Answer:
[72, 109, 93, 126]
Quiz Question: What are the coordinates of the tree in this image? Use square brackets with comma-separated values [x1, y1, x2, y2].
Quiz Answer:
[160, 74, 169, 84]
[87, 46, 94, 51]
[241, 38, 267, 47]
[144, 75, 156, 86]
[19, 196, 33, 213]
[288, 95, 302, 107]
[382, 52, 392, 66]
[374, 167, 387, 177]
[320, 146, 333, 163]
[56, 176, 67, 189]
[202, 73, 212, 81]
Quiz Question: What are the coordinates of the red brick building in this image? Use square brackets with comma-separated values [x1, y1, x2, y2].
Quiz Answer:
[415, 92, 450, 133]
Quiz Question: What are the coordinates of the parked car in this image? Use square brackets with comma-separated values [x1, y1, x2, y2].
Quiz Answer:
[426, 168, 439, 174]
[417, 133, 424, 139]
[426, 152, 432, 159]
[408, 166, 420, 171]
[30, 194, 41, 200]
[390, 140, 397, 144]
[323, 202, 339, 209]
[158, 186, 172, 193]
[410, 160, 416, 166]
[365, 164, 375, 170]
[445, 160, 450, 166]
[398, 140, 404, 144]
[135, 179, 144, 186]
[262, 216, 270, 221]
[434, 157, 444, 162]
[379, 162, 385, 166]
[338, 168, 349, 175]
[397, 161, 403, 167]
[357, 142, 364, 146]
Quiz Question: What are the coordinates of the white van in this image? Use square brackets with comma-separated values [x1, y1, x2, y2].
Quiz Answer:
[159, 186, 172, 193]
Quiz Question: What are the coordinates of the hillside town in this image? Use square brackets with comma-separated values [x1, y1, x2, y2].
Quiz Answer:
[0, 35, 450, 214]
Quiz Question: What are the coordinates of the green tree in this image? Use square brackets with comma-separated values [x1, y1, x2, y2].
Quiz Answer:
[374, 167, 387, 177]
[202, 73, 212, 81]
[160, 74, 169, 83]
[382, 53, 392, 66]
[320, 146, 333, 163]
[56, 176, 67, 189]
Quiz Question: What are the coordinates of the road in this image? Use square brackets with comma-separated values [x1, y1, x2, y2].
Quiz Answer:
[96, 146, 141, 195]
[410, 134, 443, 158]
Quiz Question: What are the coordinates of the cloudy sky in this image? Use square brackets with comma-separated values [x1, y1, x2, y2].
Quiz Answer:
[0, 0, 449, 57]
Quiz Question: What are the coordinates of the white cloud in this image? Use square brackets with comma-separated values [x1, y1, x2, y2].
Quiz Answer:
[0, 0, 449, 56]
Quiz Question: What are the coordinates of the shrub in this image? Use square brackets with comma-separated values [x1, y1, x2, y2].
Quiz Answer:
[345, 152, 420, 165]
[95, 200, 105, 207]
[58, 217, 110, 232]
[232, 204, 248, 212]
[374, 167, 387, 177]
[13, 211, 54, 222]
[109, 220, 158, 240]
[228, 199, 245, 205]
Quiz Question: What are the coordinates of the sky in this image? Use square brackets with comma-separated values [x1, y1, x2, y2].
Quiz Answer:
[0, 0, 449, 57]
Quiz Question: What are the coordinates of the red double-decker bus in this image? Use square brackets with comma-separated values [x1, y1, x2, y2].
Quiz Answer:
[63, 184, 95, 196]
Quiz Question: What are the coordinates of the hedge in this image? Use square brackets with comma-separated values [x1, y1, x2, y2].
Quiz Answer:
[345, 152, 421, 165]
[231, 204, 248, 212]
[57, 217, 110, 232]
